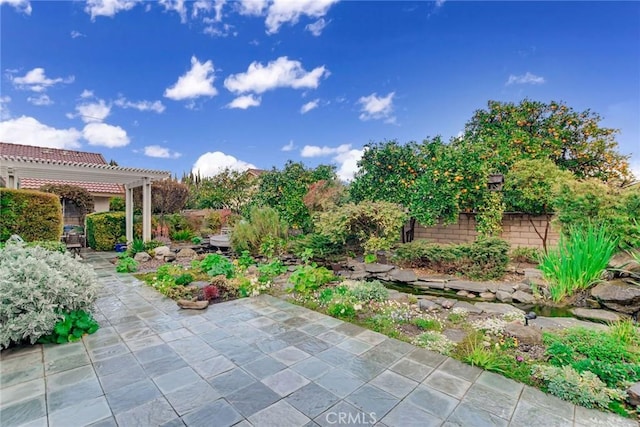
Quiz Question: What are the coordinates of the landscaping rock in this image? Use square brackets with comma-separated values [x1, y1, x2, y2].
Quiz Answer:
[627, 382, 640, 407]
[190, 281, 209, 289]
[514, 283, 532, 293]
[456, 290, 470, 298]
[387, 289, 405, 301]
[436, 298, 456, 309]
[414, 279, 445, 290]
[177, 247, 197, 258]
[452, 301, 483, 314]
[388, 268, 418, 283]
[590, 280, 640, 314]
[418, 299, 438, 311]
[524, 268, 543, 279]
[364, 263, 395, 274]
[154, 245, 172, 258]
[497, 283, 516, 293]
[479, 292, 496, 301]
[474, 302, 524, 315]
[504, 322, 543, 345]
[447, 280, 490, 293]
[134, 251, 151, 262]
[512, 290, 536, 304]
[339, 271, 369, 280]
[495, 291, 513, 303]
[570, 308, 623, 323]
[442, 328, 468, 343]
[529, 316, 608, 332]
[164, 254, 176, 262]
[177, 299, 209, 310]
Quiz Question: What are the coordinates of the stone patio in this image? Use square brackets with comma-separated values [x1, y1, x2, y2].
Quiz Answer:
[1, 252, 637, 427]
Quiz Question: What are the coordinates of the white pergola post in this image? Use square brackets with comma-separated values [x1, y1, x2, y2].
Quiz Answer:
[125, 184, 134, 243]
[142, 177, 152, 242]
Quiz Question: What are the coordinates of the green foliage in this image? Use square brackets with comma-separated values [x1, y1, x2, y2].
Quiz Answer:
[183, 169, 258, 212]
[289, 264, 336, 293]
[39, 184, 95, 223]
[393, 237, 510, 280]
[413, 317, 442, 331]
[174, 273, 194, 286]
[543, 327, 640, 389]
[237, 250, 255, 269]
[363, 253, 377, 264]
[327, 302, 356, 319]
[257, 260, 287, 282]
[510, 247, 541, 264]
[475, 191, 506, 237]
[37, 310, 99, 344]
[191, 236, 202, 245]
[0, 244, 98, 348]
[315, 201, 408, 254]
[127, 238, 146, 256]
[349, 280, 389, 302]
[540, 224, 617, 302]
[85, 212, 126, 251]
[109, 196, 125, 211]
[458, 332, 508, 373]
[532, 365, 626, 410]
[288, 233, 344, 260]
[116, 257, 138, 273]
[412, 331, 456, 355]
[0, 188, 62, 242]
[26, 240, 67, 253]
[199, 254, 235, 278]
[231, 206, 288, 256]
[255, 161, 337, 231]
[608, 319, 640, 348]
[171, 229, 194, 242]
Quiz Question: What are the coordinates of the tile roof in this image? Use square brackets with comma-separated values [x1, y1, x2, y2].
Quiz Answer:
[0, 142, 108, 164]
[19, 178, 124, 195]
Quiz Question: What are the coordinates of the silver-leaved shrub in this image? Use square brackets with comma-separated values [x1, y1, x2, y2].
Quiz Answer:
[0, 243, 99, 349]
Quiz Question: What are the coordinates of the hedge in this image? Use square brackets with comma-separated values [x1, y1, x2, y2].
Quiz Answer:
[86, 212, 126, 251]
[0, 188, 62, 242]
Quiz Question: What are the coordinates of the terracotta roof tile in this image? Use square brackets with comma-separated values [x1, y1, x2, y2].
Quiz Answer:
[0, 142, 107, 164]
[19, 178, 124, 195]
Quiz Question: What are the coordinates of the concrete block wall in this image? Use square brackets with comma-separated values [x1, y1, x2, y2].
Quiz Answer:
[413, 213, 560, 249]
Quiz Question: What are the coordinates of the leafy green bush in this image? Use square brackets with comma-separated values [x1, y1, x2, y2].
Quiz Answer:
[116, 257, 138, 273]
[86, 212, 126, 251]
[510, 247, 541, 264]
[257, 260, 287, 282]
[26, 240, 67, 253]
[127, 238, 146, 257]
[393, 237, 510, 280]
[174, 273, 194, 286]
[349, 280, 389, 302]
[288, 233, 345, 260]
[199, 254, 235, 278]
[289, 265, 336, 293]
[532, 365, 626, 410]
[0, 188, 62, 242]
[327, 301, 356, 319]
[171, 229, 194, 242]
[37, 310, 99, 344]
[109, 196, 125, 211]
[539, 224, 617, 302]
[315, 201, 408, 254]
[413, 317, 442, 331]
[231, 206, 288, 256]
[0, 243, 98, 348]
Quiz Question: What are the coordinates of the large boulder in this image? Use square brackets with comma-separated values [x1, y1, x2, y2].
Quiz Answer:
[154, 245, 172, 258]
[388, 268, 417, 283]
[177, 247, 197, 259]
[590, 280, 640, 314]
[474, 302, 524, 315]
[364, 263, 395, 274]
[512, 290, 536, 304]
[570, 308, 623, 323]
[504, 322, 543, 345]
[133, 251, 151, 262]
[628, 382, 640, 407]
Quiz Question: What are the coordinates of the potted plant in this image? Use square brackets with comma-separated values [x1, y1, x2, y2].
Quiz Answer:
[114, 236, 128, 252]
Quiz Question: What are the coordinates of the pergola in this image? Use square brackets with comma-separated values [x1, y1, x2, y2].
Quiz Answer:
[0, 155, 171, 242]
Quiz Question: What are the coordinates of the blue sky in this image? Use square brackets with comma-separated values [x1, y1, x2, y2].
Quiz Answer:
[1, 0, 638, 181]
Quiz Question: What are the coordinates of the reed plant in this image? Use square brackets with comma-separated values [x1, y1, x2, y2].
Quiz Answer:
[539, 224, 618, 302]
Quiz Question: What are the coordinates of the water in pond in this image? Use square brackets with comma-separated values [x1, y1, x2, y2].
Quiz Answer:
[384, 282, 576, 318]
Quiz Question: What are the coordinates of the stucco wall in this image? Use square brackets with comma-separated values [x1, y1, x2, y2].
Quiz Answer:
[413, 213, 561, 249]
[93, 196, 111, 213]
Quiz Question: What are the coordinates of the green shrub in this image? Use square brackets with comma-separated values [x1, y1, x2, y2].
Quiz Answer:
[171, 229, 194, 242]
[393, 237, 510, 280]
[200, 254, 235, 278]
[0, 243, 98, 348]
[37, 310, 99, 344]
[413, 317, 442, 331]
[532, 365, 626, 410]
[349, 280, 389, 302]
[510, 247, 541, 264]
[127, 238, 146, 257]
[116, 257, 138, 273]
[174, 273, 194, 286]
[327, 301, 356, 319]
[539, 224, 617, 302]
[0, 188, 62, 242]
[412, 331, 456, 356]
[231, 206, 288, 256]
[288, 233, 344, 260]
[257, 260, 287, 282]
[109, 196, 125, 211]
[26, 240, 67, 253]
[289, 264, 336, 293]
[86, 212, 126, 251]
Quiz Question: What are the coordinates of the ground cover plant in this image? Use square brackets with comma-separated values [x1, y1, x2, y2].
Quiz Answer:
[0, 242, 99, 349]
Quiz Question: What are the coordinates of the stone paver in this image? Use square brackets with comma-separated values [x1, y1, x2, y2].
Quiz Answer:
[1, 251, 638, 427]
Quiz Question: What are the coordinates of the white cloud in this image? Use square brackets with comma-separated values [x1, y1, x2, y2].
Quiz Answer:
[305, 18, 328, 36]
[143, 145, 181, 159]
[164, 56, 218, 101]
[300, 143, 363, 181]
[281, 140, 294, 151]
[27, 94, 53, 106]
[358, 91, 395, 122]
[300, 99, 319, 114]
[195, 0, 225, 21]
[11, 67, 74, 92]
[159, 0, 187, 23]
[506, 72, 546, 86]
[82, 122, 129, 147]
[80, 89, 94, 99]
[224, 56, 329, 95]
[75, 99, 111, 123]
[238, 0, 268, 16]
[192, 151, 256, 177]
[85, 0, 141, 20]
[265, 0, 339, 34]
[0, 96, 10, 119]
[70, 30, 85, 38]
[203, 22, 236, 37]
[114, 96, 166, 113]
[0, 116, 82, 149]
[301, 143, 351, 158]
[227, 94, 261, 109]
[0, 0, 31, 15]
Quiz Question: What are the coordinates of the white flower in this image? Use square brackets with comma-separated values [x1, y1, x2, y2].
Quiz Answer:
[354, 303, 363, 311]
